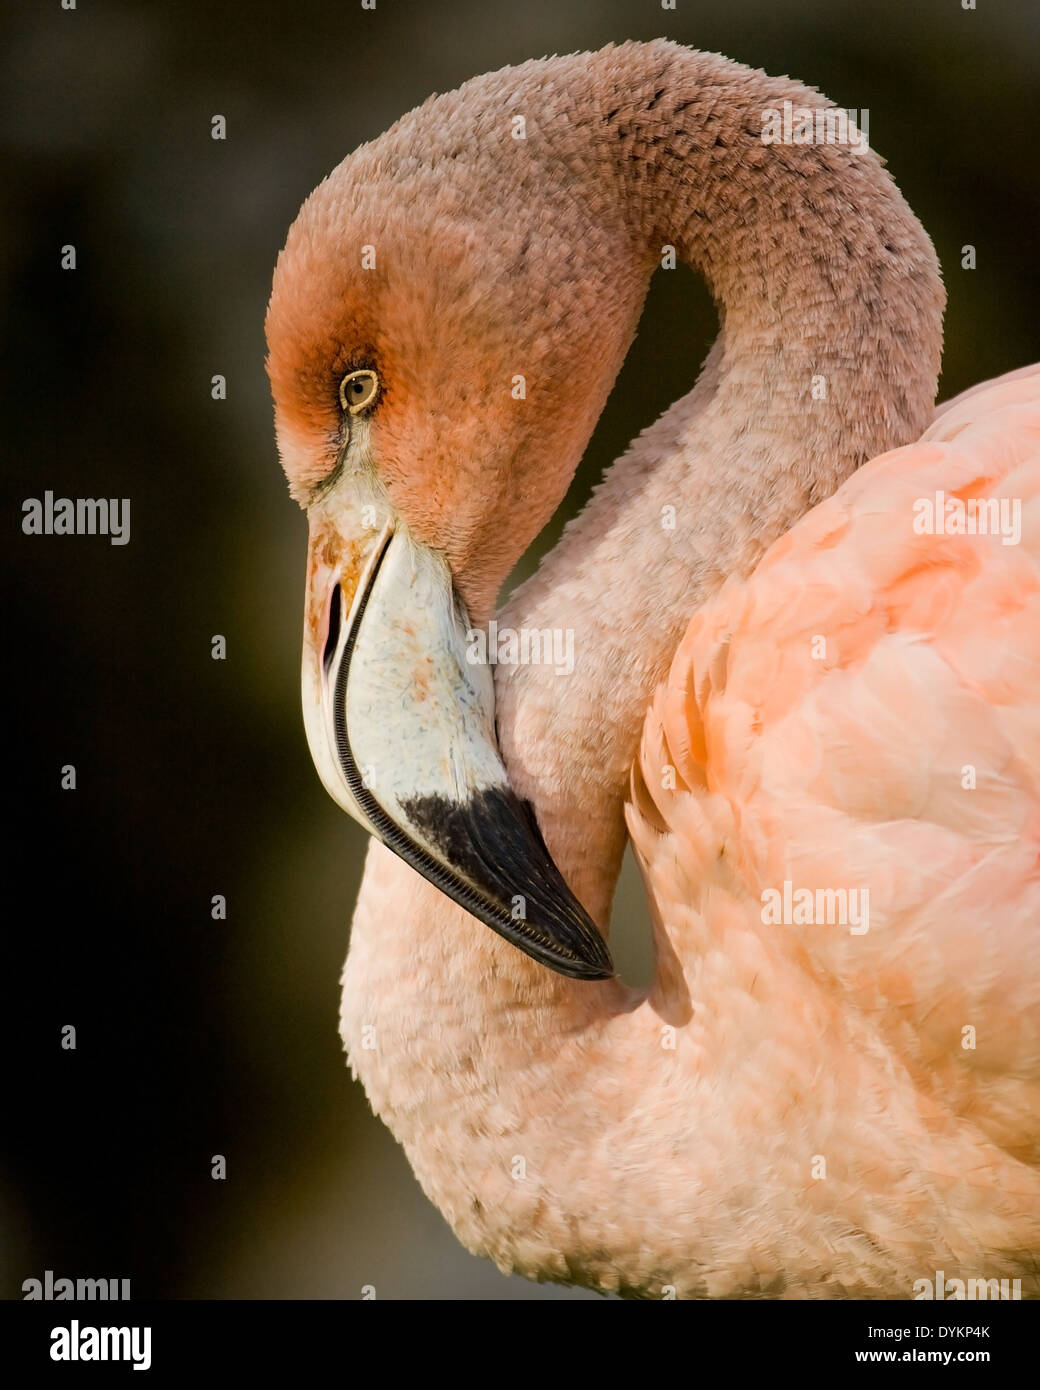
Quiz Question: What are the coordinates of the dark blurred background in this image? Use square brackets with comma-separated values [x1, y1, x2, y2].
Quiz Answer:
[5, 0, 1038, 1299]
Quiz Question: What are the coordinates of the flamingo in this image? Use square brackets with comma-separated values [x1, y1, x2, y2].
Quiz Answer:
[265, 41, 1040, 1298]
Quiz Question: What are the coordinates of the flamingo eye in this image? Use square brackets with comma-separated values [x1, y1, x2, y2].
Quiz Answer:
[339, 369, 379, 415]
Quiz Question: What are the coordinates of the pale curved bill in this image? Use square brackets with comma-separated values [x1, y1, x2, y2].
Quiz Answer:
[303, 524, 613, 982]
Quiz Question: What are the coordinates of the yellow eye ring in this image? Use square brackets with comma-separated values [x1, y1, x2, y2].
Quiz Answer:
[339, 369, 379, 415]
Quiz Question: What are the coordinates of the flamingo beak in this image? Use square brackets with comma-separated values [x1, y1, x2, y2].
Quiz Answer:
[300, 500, 613, 982]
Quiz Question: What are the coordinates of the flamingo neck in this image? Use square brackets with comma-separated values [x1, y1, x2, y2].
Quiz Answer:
[495, 42, 943, 931]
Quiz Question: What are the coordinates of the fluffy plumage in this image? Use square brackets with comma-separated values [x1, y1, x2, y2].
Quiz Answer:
[267, 41, 1039, 1297]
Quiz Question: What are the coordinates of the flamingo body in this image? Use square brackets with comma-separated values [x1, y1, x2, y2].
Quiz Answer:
[266, 41, 1040, 1297]
[627, 367, 1040, 1288]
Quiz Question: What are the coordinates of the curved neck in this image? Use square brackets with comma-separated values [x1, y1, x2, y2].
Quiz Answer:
[494, 42, 943, 930]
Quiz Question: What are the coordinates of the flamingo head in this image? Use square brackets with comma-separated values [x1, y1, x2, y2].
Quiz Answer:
[264, 120, 637, 980]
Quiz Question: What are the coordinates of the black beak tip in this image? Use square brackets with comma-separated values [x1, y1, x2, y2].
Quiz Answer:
[544, 938, 615, 981]
[397, 787, 617, 982]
